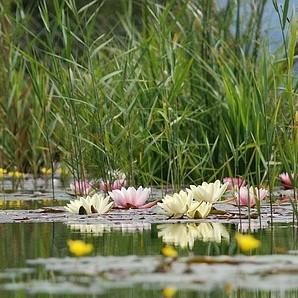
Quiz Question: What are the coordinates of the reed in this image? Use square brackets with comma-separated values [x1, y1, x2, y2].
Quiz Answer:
[0, 0, 296, 194]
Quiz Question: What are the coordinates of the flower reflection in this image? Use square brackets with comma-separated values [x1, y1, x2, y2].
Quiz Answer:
[157, 223, 229, 249]
[67, 222, 151, 235]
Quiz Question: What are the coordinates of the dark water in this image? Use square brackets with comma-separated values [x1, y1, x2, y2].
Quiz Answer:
[0, 220, 297, 298]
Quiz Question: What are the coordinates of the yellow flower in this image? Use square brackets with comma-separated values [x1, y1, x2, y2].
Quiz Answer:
[41, 167, 52, 175]
[67, 240, 93, 257]
[162, 287, 177, 298]
[235, 233, 260, 252]
[161, 245, 178, 258]
[8, 171, 24, 179]
[0, 168, 7, 178]
[0, 168, 7, 173]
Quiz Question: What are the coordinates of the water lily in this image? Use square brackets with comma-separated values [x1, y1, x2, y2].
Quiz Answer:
[223, 177, 245, 190]
[70, 180, 92, 196]
[99, 178, 127, 192]
[235, 233, 260, 252]
[279, 172, 293, 189]
[189, 180, 228, 203]
[67, 239, 93, 257]
[235, 186, 267, 207]
[108, 186, 153, 209]
[100, 169, 127, 191]
[157, 190, 192, 218]
[186, 200, 213, 219]
[65, 193, 114, 214]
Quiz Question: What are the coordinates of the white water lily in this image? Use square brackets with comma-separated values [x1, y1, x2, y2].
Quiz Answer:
[65, 193, 114, 215]
[189, 180, 228, 203]
[186, 201, 213, 219]
[157, 190, 192, 218]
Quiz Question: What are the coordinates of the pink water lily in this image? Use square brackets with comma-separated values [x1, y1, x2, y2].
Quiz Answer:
[235, 186, 268, 207]
[109, 186, 156, 209]
[223, 177, 246, 190]
[279, 173, 293, 189]
[99, 178, 127, 192]
[70, 180, 92, 196]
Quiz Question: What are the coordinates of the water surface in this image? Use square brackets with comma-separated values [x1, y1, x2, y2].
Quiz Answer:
[0, 221, 297, 298]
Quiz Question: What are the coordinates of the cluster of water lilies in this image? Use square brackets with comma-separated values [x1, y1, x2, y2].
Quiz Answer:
[65, 185, 157, 215]
[156, 180, 228, 219]
[65, 176, 270, 217]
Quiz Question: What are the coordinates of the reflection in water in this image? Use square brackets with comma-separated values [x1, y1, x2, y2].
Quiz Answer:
[157, 223, 229, 249]
[0, 199, 66, 210]
[68, 222, 151, 235]
[237, 221, 269, 233]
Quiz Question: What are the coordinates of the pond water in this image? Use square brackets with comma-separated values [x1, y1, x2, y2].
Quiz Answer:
[0, 217, 297, 297]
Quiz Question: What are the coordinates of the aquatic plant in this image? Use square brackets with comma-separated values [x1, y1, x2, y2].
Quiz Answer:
[186, 201, 213, 219]
[67, 240, 93, 257]
[235, 186, 268, 207]
[0, 0, 297, 227]
[279, 173, 293, 189]
[99, 169, 127, 192]
[70, 180, 92, 196]
[223, 177, 246, 190]
[99, 178, 127, 192]
[108, 186, 152, 209]
[188, 180, 228, 203]
[65, 193, 113, 215]
[235, 233, 260, 252]
[157, 190, 192, 218]
[157, 181, 228, 219]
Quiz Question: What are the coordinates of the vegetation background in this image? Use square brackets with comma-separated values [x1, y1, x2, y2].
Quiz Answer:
[0, 0, 297, 190]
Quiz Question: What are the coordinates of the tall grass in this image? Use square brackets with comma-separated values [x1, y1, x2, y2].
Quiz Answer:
[0, 0, 296, 192]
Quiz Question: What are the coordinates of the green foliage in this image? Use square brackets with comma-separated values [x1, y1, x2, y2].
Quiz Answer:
[0, 0, 297, 188]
